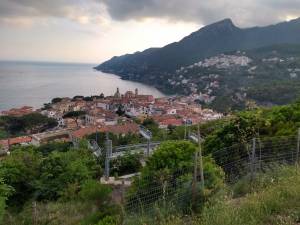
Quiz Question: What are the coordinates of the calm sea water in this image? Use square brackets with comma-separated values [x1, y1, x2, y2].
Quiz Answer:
[0, 61, 164, 111]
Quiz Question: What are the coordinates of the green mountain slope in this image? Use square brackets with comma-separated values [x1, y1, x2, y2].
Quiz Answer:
[165, 44, 300, 112]
[95, 18, 300, 82]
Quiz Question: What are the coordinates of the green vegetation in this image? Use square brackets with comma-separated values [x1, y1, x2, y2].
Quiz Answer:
[111, 153, 142, 177]
[201, 101, 300, 170]
[87, 132, 141, 148]
[51, 97, 63, 104]
[0, 178, 13, 224]
[0, 113, 57, 136]
[123, 165, 300, 225]
[3, 101, 300, 224]
[126, 141, 224, 214]
[201, 166, 300, 225]
[0, 145, 101, 207]
[0, 143, 119, 225]
[0, 129, 8, 139]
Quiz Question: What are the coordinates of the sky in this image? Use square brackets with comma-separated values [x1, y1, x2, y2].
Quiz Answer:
[0, 0, 299, 64]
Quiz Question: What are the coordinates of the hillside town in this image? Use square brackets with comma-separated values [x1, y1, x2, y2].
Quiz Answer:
[0, 88, 222, 152]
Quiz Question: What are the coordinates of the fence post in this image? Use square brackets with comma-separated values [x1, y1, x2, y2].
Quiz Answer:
[147, 139, 150, 157]
[250, 138, 256, 180]
[192, 124, 204, 209]
[198, 124, 204, 189]
[184, 120, 187, 140]
[105, 136, 112, 181]
[258, 138, 262, 173]
[32, 201, 37, 225]
[296, 128, 300, 166]
[192, 149, 198, 208]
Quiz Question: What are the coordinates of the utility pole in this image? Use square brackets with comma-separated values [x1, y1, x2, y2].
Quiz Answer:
[105, 132, 112, 181]
[95, 130, 98, 143]
[184, 120, 186, 140]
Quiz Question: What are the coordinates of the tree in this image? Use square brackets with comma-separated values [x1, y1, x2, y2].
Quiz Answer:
[111, 153, 142, 176]
[145, 141, 196, 172]
[0, 178, 13, 223]
[72, 95, 84, 101]
[1, 113, 58, 135]
[51, 97, 62, 104]
[63, 111, 86, 127]
[79, 180, 112, 207]
[202, 101, 300, 173]
[37, 141, 71, 156]
[37, 149, 100, 200]
[141, 118, 163, 140]
[116, 105, 125, 116]
[83, 96, 93, 101]
[128, 141, 224, 211]
[22, 113, 58, 133]
[79, 180, 120, 225]
[0, 147, 42, 207]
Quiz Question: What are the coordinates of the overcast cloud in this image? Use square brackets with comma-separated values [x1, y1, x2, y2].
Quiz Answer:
[0, 0, 300, 27]
[1, 0, 300, 63]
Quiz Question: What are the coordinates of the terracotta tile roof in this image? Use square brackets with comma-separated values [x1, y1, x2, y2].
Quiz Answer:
[71, 126, 98, 138]
[160, 118, 183, 126]
[151, 115, 178, 123]
[9, 136, 32, 145]
[1, 106, 34, 117]
[99, 123, 139, 135]
[0, 136, 32, 147]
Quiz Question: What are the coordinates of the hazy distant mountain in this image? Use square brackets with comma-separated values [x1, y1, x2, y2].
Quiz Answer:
[95, 18, 300, 79]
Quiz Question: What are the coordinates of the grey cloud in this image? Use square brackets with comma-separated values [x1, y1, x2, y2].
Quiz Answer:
[99, 0, 300, 27]
[0, 0, 300, 27]
[0, 0, 104, 25]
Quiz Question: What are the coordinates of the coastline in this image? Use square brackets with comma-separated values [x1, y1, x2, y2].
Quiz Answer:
[0, 61, 165, 111]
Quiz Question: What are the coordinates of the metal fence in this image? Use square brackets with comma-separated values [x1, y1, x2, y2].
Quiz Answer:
[122, 133, 300, 216]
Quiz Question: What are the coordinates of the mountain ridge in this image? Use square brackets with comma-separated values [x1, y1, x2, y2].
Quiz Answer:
[95, 17, 300, 76]
[95, 18, 300, 111]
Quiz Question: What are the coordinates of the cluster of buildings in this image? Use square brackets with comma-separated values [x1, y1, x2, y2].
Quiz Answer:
[167, 53, 254, 100]
[176, 54, 252, 73]
[0, 88, 223, 153]
[0, 106, 34, 117]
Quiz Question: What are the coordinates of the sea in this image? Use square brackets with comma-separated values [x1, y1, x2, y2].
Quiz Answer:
[0, 61, 165, 111]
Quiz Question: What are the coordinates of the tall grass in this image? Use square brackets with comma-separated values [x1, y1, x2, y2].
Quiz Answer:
[198, 166, 300, 225]
[124, 166, 300, 225]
